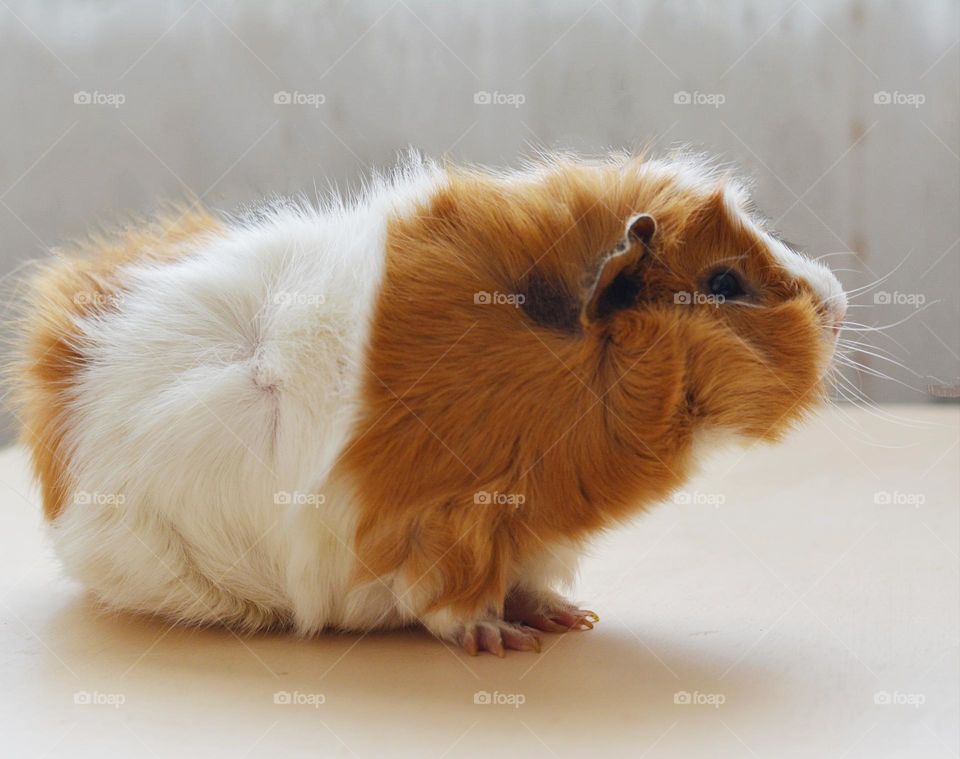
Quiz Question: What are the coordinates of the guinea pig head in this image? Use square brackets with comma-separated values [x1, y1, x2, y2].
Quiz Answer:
[584, 173, 847, 441]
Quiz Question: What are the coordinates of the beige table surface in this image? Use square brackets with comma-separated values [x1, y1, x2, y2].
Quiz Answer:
[0, 405, 957, 758]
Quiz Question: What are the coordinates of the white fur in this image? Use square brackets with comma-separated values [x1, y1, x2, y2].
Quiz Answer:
[49, 154, 446, 634]
[765, 231, 848, 318]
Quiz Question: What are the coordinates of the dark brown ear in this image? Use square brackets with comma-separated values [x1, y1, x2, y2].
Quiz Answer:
[581, 214, 656, 324]
[627, 213, 656, 246]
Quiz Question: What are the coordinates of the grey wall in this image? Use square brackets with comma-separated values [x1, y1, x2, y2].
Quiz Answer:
[0, 0, 957, 440]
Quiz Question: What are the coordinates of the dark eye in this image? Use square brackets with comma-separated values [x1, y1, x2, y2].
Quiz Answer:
[707, 270, 745, 300]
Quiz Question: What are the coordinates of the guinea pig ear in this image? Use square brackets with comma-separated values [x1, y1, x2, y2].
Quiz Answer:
[627, 213, 656, 246]
[581, 213, 656, 325]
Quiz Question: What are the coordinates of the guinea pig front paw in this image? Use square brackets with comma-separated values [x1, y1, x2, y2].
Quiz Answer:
[504, 588, 599, 634]
[458, 619, 542, 657]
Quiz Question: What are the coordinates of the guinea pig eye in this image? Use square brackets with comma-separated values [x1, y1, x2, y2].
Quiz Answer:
[707, 270, 745, 300]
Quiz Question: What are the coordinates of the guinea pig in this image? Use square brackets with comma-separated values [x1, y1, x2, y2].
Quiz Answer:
[11, 151, 847, 656]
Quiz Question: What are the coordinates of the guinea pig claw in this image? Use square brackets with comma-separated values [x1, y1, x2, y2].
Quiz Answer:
[541, 608, 600, 632]
[457, 620, 541, 656]
[558, 615, 593, 631]
[462, 631, 479, 656]
[500, 623, 540, 653]
[478, 625, 505, 658]
[503, 589, 599, 635]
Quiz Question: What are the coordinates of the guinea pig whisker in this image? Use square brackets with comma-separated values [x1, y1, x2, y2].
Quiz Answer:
[840, 279, 889, 299]
[837, 322, 912, 354]
[829, 370, 871, 408]
[826, 384, 874, 434]
[835, 354, 926, 393]
[815, 251, 861, 262]
[825, 404, 922, 448]
[833, 398, 936, 437]
[825, 375, 921, 447]
[834, 348, 902, 378]
[836, 341, 922, 377]
[835, 351, 898, 381]
[837, 336, 904, 362]
[827, 371, 863, 407]
[842, 275, 899, 300]
[836, 336, 900, 356]
[829, 368, 936, 430]
[839, 300, 941, 334]
[840, 247, 915, 299]
[834, 359, 944, 423]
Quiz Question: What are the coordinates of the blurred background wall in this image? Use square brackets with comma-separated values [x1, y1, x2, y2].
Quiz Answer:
[0, 0, 957, 439]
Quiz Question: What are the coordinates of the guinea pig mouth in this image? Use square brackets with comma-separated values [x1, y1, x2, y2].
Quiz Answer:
[821, 322, 842, 351]
[819, 301, 847, 345]
[820, 320, 842, 354]
[816, 322, 847, 392]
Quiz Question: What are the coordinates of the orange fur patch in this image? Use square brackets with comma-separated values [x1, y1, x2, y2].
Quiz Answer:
[11, 207, 225, 520]
[343, 159, 828, 617]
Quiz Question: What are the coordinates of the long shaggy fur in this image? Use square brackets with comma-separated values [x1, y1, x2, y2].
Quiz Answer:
[7, 151, 845, 644]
